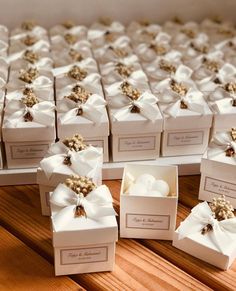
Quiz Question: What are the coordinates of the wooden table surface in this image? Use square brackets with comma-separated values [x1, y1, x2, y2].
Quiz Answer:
[0, 175, 235, 291]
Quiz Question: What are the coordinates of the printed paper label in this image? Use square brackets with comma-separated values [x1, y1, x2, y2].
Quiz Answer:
[126, 214, 170, 230]
[204, 177, 236, 199]
[85, 139, 104, 149]
[119, 136, 156, 152]
[10, 144, 49, 159]
[60, 246, 108, 265]
[167, 131, 204, 146]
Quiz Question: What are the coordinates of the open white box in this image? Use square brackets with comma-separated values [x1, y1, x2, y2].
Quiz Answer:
[57, 109, 110, 162]
[160, 104, 213, 157]
[120, 163, 178, 239]
[199, 151, 236, 208]
[109, 108, 163, 162]
[2, 124, 56, 169]
[51, 195, 118, 276]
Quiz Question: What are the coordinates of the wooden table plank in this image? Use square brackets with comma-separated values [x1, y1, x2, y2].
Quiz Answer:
[0, 184, 210, 291]
[0, 226, 84, 291]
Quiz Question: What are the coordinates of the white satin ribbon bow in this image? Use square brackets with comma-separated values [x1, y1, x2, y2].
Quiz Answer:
[58, 94, 106, 124]
[4, 100, 55, 127]
[52, 58, 98, 77]
[40, 142, 103, 180]
[51, 183, 116, 231]
[207, 132, 236, 160]
[177, 201, 236, 255]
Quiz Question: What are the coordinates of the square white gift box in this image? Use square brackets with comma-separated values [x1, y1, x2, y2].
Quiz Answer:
[2, 94, 56, 169]
[50, 177, 118, 276]
[53, 59, 99, 89]
[199, 130, 236, 208]
[88, 20, 125, 48]
[57, 91, 109, 162]
[100, 56, 148, 86]
[120, 164, 178, 239]
[7, 49, 53, 71]
[52, 46, 93, 67]
[106, 81, 163, 162]
[50, 22, 87, 38]
[198, 63, 236, 133]
[172, 198, 236, 270]
[7, 67, 54, 100]
[153, 65, 213, 156]
[37, 134, 103, 216]
[92, 36, 134, 64]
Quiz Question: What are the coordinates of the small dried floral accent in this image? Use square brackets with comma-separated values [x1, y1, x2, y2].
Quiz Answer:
[23, 50, 40, 64]
[181, 28, 196, 39]
[65, 175, 96, 197]
[231, 128, 236, 141]
[140, 30, 156, 39]
[99, 17, 112, 26]
[172, 16, 183, 24]
[190, 42, 209, 54]
[120, 81, 141, 100]
[108, 46, 129, 58]
[213, 77, 222, 84]
[69, 48, 83, 62]
[212, 16, 222, 24]
[63, 134, 87, 152]
[19, 67, 39, 84]
[202, 58, 220, 73]
[115, 62, 134, 78]
[201, 195, 234, 234]
[64, 33, 78, 45]
[104, 31, 116, 42]
[21, 93, 39, 108]
[170, 79, 188, 97]
[22, 35, 38, 46]
[138, 19, 151, 26]
[23, 87, 35, 96]
[21, 20, 36, 31]
[130, 103, 140, 113]
[149, 43, 167, 55]
[23, 111, 34, 122]
[159, 59, 176, 73]
[67, 65, 87, 81]
[65, 87, 91, 104]
[180, 99, 188, 109]
[217, 27, 235, 37]
[224, 82, 236, 94]
[62, 20, 75, 29]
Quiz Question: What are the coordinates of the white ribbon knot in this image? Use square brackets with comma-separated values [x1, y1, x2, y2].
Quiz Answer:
[58, 93, 106, 124]
[207, 132, 236, 160]
[4, 100, 55, 127]
[40, 142, 103, 179]
[178, 201, 236, 254]
[51, 183, 117, 231]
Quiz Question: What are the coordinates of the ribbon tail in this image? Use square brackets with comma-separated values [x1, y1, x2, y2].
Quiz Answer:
[52, 205, 76, 231]
[164, 100, 180, 118]
[40, 155, 65, 179]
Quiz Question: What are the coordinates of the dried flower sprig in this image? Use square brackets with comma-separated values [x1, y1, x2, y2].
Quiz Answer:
[149, 43, 167, 55]
[115, 62, 133, 78]
[64, 33, 78, 45]
[22, 35, 38, 46]
[69, 49, 83, 62]
[62, 20, 75, 29]
[21, 20, 36, 31]
[120, 81, 141, 100]
[67, 65, 87, 81]
[23, 50, 40, 64]
[19, 67, 39, 84]
[201, 195, 235, 234]
[159, 59, 176, 74]
[65, 175, 96, 197]
[63, 134, 87, 152]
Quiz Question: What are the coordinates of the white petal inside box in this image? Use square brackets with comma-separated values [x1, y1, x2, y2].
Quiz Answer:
[109, 107, 163, 162]
[50, 186, 118, 276]
[172, 202, 236, 270]
[120, 163, 178, 239]
[199, 151, 236, 208]
[160, 103, 213, 156]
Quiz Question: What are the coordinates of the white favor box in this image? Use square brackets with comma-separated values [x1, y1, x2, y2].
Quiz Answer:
[51, 203, 118, 276]
[57, 111, 110, 163]
[37, 157, 103, 216]
[2, 124, 56, 169]
[161, 105, 213, 156]
[109, 109, 163, 162]
[120, 164, 178, 239]
[199, 151, 236, 208]
[211, 106, 236, 134]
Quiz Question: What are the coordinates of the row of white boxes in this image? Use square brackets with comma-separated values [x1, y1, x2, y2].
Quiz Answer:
[0, 19, 236, 169]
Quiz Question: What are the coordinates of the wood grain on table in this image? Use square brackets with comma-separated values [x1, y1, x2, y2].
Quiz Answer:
[0, 176, 235, 291]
